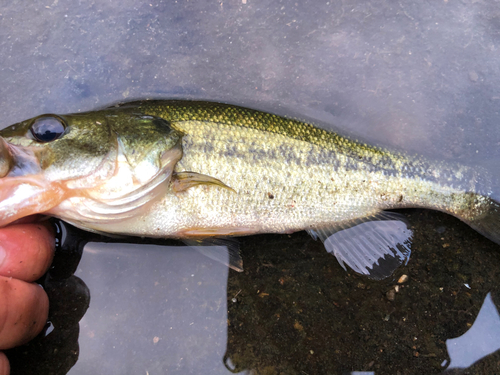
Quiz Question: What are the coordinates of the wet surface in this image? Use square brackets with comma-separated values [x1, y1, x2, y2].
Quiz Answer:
[6, 210, 500, 374]
[225, 210, 500, 374]
[1, 0, 500, 374]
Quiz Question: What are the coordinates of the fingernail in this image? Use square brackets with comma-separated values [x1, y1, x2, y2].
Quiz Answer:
[0, 245, 6, 268]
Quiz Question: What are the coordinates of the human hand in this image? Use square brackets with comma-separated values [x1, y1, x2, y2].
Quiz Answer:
[0, 221, 55, 375]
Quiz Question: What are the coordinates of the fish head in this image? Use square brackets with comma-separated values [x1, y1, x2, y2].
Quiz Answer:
[0, 108, 183, 227]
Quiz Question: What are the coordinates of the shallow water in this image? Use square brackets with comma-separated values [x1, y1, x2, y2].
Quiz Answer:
[1, 1, 500, 374]
[7, 211, 500, 374]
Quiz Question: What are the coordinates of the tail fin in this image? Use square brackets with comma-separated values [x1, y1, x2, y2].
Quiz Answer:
[464, 198, 500, 245]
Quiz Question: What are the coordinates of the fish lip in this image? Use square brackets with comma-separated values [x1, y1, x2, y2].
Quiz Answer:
[0, 137, 13, 178]
[0, 138, 63, 226]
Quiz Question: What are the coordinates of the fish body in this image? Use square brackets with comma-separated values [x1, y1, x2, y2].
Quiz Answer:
[0, 101, 498, 278]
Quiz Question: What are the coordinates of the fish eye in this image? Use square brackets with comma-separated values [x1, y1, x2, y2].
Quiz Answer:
[30, 115, 66, 143]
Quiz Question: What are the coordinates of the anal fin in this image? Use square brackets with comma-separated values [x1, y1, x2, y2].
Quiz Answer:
[183, 237, 243, 272]
[308, 212, 413, 280]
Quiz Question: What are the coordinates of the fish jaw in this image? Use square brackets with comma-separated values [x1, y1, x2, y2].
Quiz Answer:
[0, 135, 120, 227]
[0, 140, 72, 226]
[0, 177, 69, 225]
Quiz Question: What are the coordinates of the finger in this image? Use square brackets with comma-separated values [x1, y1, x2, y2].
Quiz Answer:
[0, 352, 8, 375]
[0, 223, 55, 282]
[0, 277, 49, 350]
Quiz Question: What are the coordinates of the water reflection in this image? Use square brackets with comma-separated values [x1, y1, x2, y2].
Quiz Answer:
[4, 208, 500, 374]
[445, 292, 500, 370]
[222, 209, 500, 374]
[70, 243, 235, 375]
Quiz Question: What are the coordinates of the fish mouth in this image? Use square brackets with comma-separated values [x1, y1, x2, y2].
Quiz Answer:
[0, 137, 68, 226]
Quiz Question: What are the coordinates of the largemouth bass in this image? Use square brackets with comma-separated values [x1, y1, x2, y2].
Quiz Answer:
[0, 101, 498, 279]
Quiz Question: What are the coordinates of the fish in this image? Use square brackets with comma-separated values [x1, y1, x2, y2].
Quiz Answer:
[0, 100, 498, 279]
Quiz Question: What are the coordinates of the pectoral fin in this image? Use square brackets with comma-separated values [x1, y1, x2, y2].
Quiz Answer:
[308, 212, 413, 280]
[172, 172, 235, 194]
